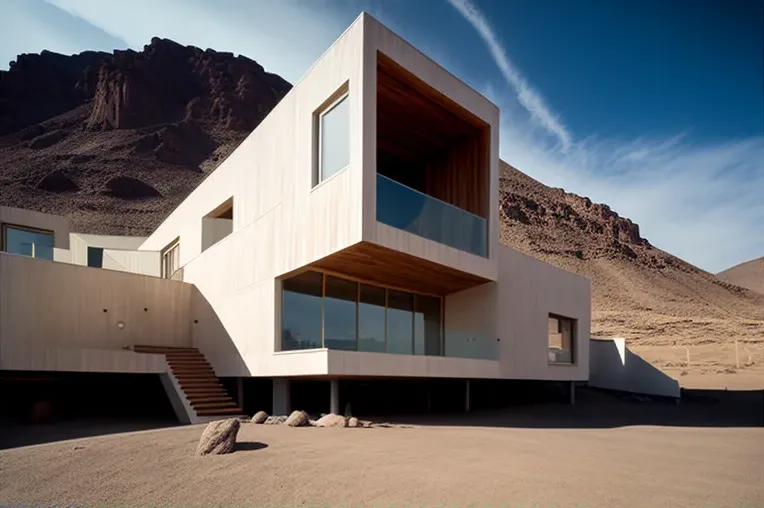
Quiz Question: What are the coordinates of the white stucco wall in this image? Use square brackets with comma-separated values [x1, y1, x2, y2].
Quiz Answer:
[69, 233, 147, 266]
[103, 249, 161, 277]
[589, 338, 680, 397]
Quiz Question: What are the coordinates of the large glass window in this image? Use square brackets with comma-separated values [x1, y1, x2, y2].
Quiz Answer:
[323, 276, 357, 351]
[415, 295, 442, 356]
[1, 225, 54, 260]
[358, 284, 386, 352]
[318, 94, 349, 183]
[548, 315, 575, 364]
[282, 271, 324, 351]
[280, 271, 444, 357]
[387, 290, 413, 355]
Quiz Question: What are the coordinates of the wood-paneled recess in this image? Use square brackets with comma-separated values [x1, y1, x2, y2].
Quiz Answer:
[307, 241, 490, 295]
[376, 52, 490, 219]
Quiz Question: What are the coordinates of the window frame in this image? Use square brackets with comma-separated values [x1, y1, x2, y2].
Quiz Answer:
[1, 223, 55, 259]
[314, 89, 350, 187]
[161, 238, 180, 279]
[278, 268, 444, 356]
[547, 313, 576, 365]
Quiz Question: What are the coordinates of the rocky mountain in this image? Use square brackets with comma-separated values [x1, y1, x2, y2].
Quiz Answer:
[2, 40, 762, 356]
[499, 162, 764, 346]
[717, 257, 764, 295]
[0, 38, 290, 234]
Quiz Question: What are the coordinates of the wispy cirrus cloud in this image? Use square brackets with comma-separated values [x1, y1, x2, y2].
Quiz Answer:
[445, 0, 573, 152]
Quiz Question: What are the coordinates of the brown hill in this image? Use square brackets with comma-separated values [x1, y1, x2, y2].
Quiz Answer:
[0, 39, 291, 234]
[1, 41, 762, 385]
[717, 257, 764, 295]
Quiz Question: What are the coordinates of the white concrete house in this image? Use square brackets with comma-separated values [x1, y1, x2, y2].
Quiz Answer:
[0, 14, 590, 423]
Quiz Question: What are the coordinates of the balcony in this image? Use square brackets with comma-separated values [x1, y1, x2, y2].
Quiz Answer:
[376, 174, 488, 257]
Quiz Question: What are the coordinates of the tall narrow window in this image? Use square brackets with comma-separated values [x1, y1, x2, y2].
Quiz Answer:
[387, 290, 414, 355]
[358, 284, 386, 353]
[317, 94, 349, 184]
[282, 271, 323, 351]
[323, 276, 357, 351]
[161, 239, 180, 279]
[1, 224, 54, 260]
[548, 315, 575, 364]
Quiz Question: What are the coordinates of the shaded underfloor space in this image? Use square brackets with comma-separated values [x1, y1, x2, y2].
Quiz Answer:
[387, 387, 764, 429]
[0, 371, 178, 449]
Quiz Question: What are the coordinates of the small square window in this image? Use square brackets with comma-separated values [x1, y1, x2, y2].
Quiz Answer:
[316, 93, 349, 185]
[548, 314, 575, 364]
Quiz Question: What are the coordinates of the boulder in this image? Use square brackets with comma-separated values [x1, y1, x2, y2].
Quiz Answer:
[251, 411, 268, 424]
[195, 418, 240, 456]
[316, 413, 347, 428]
[347, 417, 360, 428]
[284, 410, 309, 427]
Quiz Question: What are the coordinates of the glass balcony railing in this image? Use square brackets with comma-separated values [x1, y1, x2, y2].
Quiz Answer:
[444, 330, 500, 361]
[376, 174, 488, 257]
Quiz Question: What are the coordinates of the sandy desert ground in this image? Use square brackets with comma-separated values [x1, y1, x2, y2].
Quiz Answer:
[2, 390, 762, 508]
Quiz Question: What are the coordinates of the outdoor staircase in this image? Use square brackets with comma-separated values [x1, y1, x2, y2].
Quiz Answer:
[133, 345, 242, 422]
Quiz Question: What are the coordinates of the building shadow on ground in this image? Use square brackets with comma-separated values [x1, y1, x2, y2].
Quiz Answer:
[0, 418, 180, 450]
[374, 387, 764, 430]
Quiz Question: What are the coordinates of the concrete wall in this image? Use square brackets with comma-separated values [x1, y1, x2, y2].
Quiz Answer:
[137, 15, 368, 377]
[361, 17, 500, 282]
[0, 206, 70, 250]
[589, 338, 681, 398]
[103, 249, 161, 277]
[494, 246, 590, 381]
[0, 253, 192, 372]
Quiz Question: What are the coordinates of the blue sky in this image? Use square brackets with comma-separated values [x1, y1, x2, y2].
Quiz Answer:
[3, 0, 763, 273]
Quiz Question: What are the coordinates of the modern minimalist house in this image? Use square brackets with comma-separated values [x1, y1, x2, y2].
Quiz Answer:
[0, 13, 590, 424]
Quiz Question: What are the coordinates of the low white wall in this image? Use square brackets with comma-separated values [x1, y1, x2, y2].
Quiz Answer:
[0, 253, 192, 372]
[69, 233, 147, 266]
[589, 338, 681, 398]
[103, 249, 161, 277]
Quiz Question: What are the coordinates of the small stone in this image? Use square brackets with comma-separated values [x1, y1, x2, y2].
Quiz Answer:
[315, 413, 347, 428]
[196, 418, 240, 456]
[264, 415, 287, 425]
[284, 410, 309, 427]
[347, 417, 360, 428]
[252, 411, 268, 424]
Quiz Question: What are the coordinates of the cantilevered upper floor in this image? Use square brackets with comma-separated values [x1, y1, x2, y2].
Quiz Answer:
[136, 13, 500, 295]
